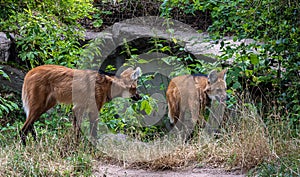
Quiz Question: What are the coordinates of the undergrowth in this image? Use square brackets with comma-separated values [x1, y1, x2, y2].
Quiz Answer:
[0, 125, 98, 176]
[0, 92, 298, 176]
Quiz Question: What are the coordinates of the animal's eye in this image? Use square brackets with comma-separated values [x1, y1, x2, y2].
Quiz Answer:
[130, 85, 136, 89]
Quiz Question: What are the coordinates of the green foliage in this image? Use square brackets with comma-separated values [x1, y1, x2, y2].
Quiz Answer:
[79, 37, 103, 70]
[0, 1, 298, 173]
[208, 0, 300, 134]
[0, 67, 10, 80]
[99, 95, 159, 140]
[160, 0, 196, 17]
[0, 96, 19, 119]
[253, 155, 300, 177]
[0, 120, 94, 176]
[0, 67, 19, 118]
[92, 13, 104, 28]
[99, 37, 225, 140]
[161, 0, 299, 134]
[161, 0, 299, 174]
[0, 0, 97, 68]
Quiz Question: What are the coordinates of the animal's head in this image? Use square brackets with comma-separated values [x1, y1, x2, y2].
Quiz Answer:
[204, 69, 228, 103]
[108, 67, 142, 100]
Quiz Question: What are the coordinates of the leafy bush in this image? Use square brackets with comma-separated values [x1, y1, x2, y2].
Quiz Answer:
[0, 68, 19, 120]
[210, 0, 299, 135]
[99, 95, 160, 140]
[253, 156, 300, 177]
[161, 0, 299, 134]
[0, 96, 19, 120]
[0, 0, 97, 68]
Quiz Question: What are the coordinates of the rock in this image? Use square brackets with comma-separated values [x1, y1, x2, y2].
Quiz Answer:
[0, 32, 11, 62]
[84, 16, 257, 67]
[84, 16, 218, 64]
[0, 64, 25, 94]
[0, 17, 253, 66]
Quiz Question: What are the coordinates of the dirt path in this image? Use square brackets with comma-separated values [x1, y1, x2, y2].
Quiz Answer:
[94, 163, 245, 177]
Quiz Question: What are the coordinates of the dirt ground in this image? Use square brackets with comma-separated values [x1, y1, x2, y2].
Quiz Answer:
[94, 163, 245, 177]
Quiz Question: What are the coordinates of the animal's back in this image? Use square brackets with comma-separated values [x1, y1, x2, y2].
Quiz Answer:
[166, 74, 209, 124]
[22, 65, 75, 108]
[166, 69, 227, 128]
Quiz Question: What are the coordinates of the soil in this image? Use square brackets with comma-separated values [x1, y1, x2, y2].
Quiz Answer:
[94, 163, 245, 177]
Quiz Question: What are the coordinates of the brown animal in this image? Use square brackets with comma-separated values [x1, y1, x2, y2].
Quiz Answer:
[20, 65, 141, 145]
[166, 69, 227, 131]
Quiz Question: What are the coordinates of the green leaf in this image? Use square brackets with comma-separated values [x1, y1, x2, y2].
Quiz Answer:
[11, 102, 19, 110]
[160, 46, 171, 52]
[140, 100, 153, 115]
[233, 36, 238, 42]
[0, 105, 9, 113]
[245, 69, 253, 77]
[144, 104, 153, 115]
[137, 59, 148, 64]
[250, 54, 259, 65]
[232, 82, 242, 90]
[93, 19, 103, 28]
[0, 70, 10, 80]
[141, 100, 147, 111]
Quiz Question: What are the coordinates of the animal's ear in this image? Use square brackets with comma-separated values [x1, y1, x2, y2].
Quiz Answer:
[105, 75, 114, 82]
[131, 67, 142, 80]
[208, 70, 218, 83]
[219, 68, 228, 80]
[203, 85, 211, 92]
[107, 75, 127, 88]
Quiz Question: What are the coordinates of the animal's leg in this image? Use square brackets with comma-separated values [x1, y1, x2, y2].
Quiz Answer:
[88, 111, 98, 139]
[72, 106, 84, 142]
[20, 96, 56, 145]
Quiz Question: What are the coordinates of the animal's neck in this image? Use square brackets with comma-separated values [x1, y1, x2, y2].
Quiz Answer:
[105, 77, 113, 101]
[95, 74, 113, 102]
[205, 92, 212, 107]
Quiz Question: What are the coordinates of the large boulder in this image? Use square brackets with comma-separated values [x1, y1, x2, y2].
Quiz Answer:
[0, 32, 11, 63]
[84, 16, 255, 66]
[84, 16, 217, 64]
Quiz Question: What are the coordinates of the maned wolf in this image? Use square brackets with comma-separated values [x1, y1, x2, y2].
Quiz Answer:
[20, 65, 142, 145]
[166, 69, 227, 131]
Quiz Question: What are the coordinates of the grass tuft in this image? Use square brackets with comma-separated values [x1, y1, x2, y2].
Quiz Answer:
[0, 126, 96, 176]
[0, 92, 298, 176]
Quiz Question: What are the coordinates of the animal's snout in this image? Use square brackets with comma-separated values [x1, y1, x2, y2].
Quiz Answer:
[216, 95, 227, 103]
[131, 94, 141, 101]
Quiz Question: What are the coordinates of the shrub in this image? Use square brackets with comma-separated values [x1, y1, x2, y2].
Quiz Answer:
[161, 0, 300, 135]
[0, 0, 97, 68]
[0, 68, 19, 121]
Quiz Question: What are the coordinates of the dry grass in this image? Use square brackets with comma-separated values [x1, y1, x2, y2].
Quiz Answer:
[129, 145, 198, 170]
[97, 133, 193, 165]
[96, 93, 272, 171]
[0, 128, 95, 176]
[195, 95, 271, 170]
[1, 92, 298, 176]
[198, 113, 271, 170]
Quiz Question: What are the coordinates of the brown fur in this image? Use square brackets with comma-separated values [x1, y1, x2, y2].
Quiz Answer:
[166, 69, 227, 127]
[20, 65, 141, 145]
